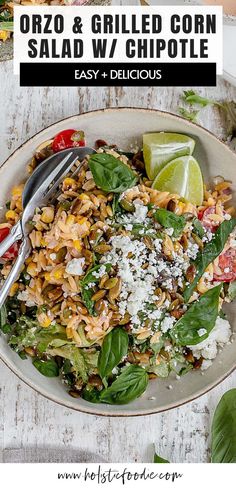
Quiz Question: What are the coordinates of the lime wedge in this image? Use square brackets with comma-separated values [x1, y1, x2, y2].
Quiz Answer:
[152, 155, 204, 206]
[143, 132, 195, 181]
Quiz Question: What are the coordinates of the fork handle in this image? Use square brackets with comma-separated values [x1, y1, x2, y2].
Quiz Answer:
[0, 221, 22, 259]
[0, 237, 31, 309]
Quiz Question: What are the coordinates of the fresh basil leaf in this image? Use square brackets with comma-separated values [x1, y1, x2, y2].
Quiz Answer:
[170, 285, 222, 346]
[98, 328, 129, 379]
[81, 264, 112, 286]
[154, 209, 186, 238]
[0, 305, 7, 330]
[82, 388, 101, 403]
[211, 389, 236, 463]
[192, 217, 205, 239]
[154, 453, 170, 463]
[89, 153, 138, 193]
[33, 358, 59, 377]
[99, 365, 148, 405]
[80, 264, 112, 315]
[81, 288, 95, 315]
[228, 281, 236, 301]
[112, 194, 121, 215]
[184, 218, 236, 302]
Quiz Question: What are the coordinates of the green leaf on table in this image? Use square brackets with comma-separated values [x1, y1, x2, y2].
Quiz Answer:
[154, 453, 170, 463]
[178, 107, 199, 123]
[98, 328, 129, 379]
[170, 285, 222, 346]
[182, 90, 218, 107]
[89, 153, 138, 193]
[154, 208, 186, 238]
[211, 389, 236, 463]
[33, 358, 59, 377]
[184, 218, 236, 302]
[99, 365, 148, 405]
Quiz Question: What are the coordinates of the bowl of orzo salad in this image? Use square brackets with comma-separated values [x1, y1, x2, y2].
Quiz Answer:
[1, 107, 236, 416]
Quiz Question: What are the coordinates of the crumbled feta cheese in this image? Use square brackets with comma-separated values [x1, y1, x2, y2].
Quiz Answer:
[65, 257, 85, 276]
[198, 328, 207, 337]
[166, 228, 174, 236]
[133, 200, 148, 222]
[50, 253, 57, 260]
[202, 231, 213, 243]
[186, 243, 199, 260]
[91, 264, 107, 279]
[161, 316, 176, 333]
[201, 359, 213, 371]
[189, 317, 231, 360]
[17, 290, 36, 307]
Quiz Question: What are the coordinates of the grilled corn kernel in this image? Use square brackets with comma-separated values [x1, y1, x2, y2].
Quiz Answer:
[25, 256, 32, 265]
[78, 193, 90, 201]
[0, 31, 8, 42]
[73, 239, 82, 252]
[66, 215, 75, 225]
[41, 207, 54, 224]
[27, 262, 38, 277]
[9, 283, 19, 297]
[38, 313, 51, 328]
[53, 269, 64, 280]
[44, 272, 51, 282]
[12, 185, 24, 197]
[76, 216, 87, 225]
[63, 178, 77, 190]
[6, 210, 16, 220]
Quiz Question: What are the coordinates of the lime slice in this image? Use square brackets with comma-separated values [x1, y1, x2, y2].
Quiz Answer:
[152, 155, 204, 206]
[143, 132, 195, 181]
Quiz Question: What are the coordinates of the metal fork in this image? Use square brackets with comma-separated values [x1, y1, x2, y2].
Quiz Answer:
[0, 150, 83, 309]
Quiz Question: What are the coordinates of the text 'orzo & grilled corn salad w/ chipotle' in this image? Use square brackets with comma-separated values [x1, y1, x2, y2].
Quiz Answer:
[0, 129, 236, 405]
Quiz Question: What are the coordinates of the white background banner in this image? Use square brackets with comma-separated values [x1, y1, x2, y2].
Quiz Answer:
[0, 462, 235, 487]
[1, 463, 236, 489]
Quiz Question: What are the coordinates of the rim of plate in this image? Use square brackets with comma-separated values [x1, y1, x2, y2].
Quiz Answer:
[1, 106, 236, 417]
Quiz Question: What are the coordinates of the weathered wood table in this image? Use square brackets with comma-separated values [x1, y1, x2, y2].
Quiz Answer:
[0, 58, 236, 463]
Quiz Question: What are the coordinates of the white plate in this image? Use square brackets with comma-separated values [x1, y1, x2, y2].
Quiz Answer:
[1, 107, 236, 416]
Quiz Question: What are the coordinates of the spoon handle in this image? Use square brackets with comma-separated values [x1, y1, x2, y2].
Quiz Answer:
[0, 221, 22, 259]
[0, 237, 31, 309]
